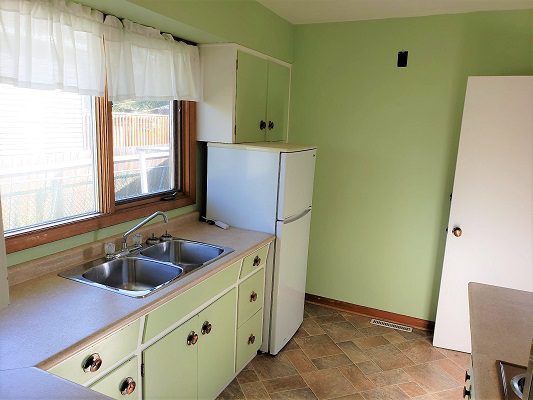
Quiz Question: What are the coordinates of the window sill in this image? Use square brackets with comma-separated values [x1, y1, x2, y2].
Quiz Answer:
[5, 194, 195, 254]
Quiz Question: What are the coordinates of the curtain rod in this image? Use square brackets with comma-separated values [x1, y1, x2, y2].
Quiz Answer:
[102, 13, 198, 47]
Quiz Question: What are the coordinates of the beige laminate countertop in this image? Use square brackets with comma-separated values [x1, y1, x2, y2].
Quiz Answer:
[0, 218, 273, 398]
[469, 283, 533, 399]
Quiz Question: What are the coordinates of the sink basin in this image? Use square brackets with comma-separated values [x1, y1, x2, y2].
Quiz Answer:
[139, 239, 230, 270]
[60, 238, 233, 298]
[61, 257, 183, 298]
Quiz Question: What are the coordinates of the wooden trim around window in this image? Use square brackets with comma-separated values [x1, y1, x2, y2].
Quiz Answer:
[5, 101, 197, 254]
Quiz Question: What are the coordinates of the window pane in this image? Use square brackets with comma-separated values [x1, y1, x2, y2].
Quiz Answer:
[0, 84, 98, 233]
[112, 100, 175, 202]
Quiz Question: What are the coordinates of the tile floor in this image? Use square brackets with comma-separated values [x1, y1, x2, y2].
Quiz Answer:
[218, 302, 470, 400]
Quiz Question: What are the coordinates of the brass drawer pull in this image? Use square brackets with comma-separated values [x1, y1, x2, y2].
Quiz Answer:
[201, 321, 212, 335]
[253, 256, 261, 267]
[82, 353, 102, 373]
[120, 377, 136, 396]
[187, 331, 199, 346]
[248, 334, 256, 345]
[250, 291, 258, 302]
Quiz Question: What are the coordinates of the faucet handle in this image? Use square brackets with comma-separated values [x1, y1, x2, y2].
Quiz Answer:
[104, 242, 116, 255]
[160, 231, 173, 242]
[132, 233, 143, 246]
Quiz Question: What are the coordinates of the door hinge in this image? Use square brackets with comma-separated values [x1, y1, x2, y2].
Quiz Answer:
[141, 363, 145, 377]
[236, 58, 238, 70]
[449, 192, 453, 201]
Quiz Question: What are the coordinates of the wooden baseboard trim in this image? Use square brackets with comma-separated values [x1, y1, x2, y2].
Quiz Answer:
[305, 293, 435, 331]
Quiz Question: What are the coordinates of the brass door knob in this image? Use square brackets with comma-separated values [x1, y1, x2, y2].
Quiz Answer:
[253, 256, 261, 267]
[119, 377, 136, 395]
[250, 291, 258, 302]
[248, 334, 256, 345]
[452, 227, 462, 237]
[201, 321, 212, 335]
[82, 353, 102, 373]
[187, 331, 199, 346]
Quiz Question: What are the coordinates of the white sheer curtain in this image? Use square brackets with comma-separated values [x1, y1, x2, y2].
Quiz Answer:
[0, 0, 201, 101]
[104, 16, 201, 101]
[0, 0, 106, 96]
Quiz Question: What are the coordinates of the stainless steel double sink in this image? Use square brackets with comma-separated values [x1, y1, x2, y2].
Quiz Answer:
[60, 239, 234, 298]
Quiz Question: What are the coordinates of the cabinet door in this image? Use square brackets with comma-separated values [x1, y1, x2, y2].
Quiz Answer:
[235, 51, 268, 143]
[266, 62, 290, 142]
[197, 289, 237, 400]
[90, 357, 139, 400]
[143, 317, 198, 400]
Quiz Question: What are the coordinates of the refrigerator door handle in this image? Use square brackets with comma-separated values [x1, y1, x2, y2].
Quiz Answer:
[281, 208, 311, 224]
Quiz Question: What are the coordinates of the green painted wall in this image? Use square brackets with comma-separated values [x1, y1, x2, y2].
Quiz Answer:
[289, 10, 533, 321]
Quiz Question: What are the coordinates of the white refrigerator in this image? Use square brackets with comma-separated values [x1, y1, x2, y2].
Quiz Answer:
[206, 142, 316, 355]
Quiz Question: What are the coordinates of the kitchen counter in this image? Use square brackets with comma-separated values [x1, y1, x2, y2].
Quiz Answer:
[0, 368, 110, 400]
[469, 282, 533, 399]
[0, 213, 273, 398]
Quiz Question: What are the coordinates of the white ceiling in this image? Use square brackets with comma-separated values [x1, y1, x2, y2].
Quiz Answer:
[257, 0, 533, 24]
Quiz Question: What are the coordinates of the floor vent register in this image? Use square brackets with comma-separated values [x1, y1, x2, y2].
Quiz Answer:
[370, 318, 413, 333]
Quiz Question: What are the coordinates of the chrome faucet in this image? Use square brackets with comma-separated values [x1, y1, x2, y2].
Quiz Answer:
[122, 211, 168, 249]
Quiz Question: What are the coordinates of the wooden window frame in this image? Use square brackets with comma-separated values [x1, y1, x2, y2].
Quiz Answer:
[4, 99, 196, 254]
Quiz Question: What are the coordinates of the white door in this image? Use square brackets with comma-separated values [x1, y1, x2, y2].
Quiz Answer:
[433, 77, 533, 353]
[277, 150, 316, 220]
[270, 209, 312, 354]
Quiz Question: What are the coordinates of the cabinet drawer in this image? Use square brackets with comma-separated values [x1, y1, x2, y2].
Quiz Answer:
[48, 319, 140, 385]
[90, 357, 139, 400]
[240, 244, 269, 278]
[236, 309, 263, 372]
[144, 260, 241, 342]
[238, 269, 265, 326]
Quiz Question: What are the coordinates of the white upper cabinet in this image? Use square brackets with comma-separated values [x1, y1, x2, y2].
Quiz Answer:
[197, 44, 291, 143]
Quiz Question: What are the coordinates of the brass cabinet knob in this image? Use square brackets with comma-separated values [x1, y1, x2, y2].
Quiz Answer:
[253, 256, 261, 267]
[120, 377, 136, 396]
[463, 386, 471, 399]
[452, 227, 462, 237]
[201, 321, 212, 335]
[187, 331, 199, 346]
[250, 291, 258, 302]
[268, 121, 274, 130]
[248, 334, 256, 345]
[259, 120, 266, 130]
[82, 353, 102, 373]
[464, 371, 470, 382]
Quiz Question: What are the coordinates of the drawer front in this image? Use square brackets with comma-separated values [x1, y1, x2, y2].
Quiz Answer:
[238, 268, 265, 327]
[240, 244, 269, 278]
[90, 357, 139, 400]
[236, 309, 263, 372]
[144, 260, 241, 342]
[48, 319, 140, 385]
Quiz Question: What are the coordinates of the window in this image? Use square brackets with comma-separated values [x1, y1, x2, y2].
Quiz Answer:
[112, 100, 178, 203]
[0, 87, 196, 253]
[0, 84, 98, 233]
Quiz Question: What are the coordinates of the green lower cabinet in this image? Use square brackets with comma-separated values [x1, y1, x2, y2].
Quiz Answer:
[90, 357, 139, 400]
[143, 317, 198, 400]
[236, 309, 263, 372]
[197, 289, 237, 399]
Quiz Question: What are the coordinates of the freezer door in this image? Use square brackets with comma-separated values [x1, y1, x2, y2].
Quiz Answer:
[277, 150, 316, 220]
[270, 209, 312, 355]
